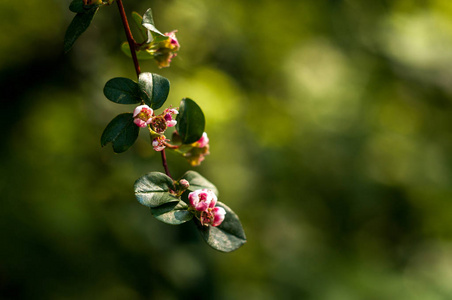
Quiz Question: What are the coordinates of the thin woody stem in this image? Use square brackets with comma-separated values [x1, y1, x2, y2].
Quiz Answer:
[117, 0, 172, 178]
[163, 141, 180, 149]
[161, 150, 172, 178]
[116, 0, 141, 77]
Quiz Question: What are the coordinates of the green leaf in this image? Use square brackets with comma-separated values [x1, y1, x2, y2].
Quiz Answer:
[180, 171, 218, 196]
[103, 77, 142, 104]
[134, 172, 178, 208]
[142, 8, 168, 43]
[131, 11, 150, 44]
[69, 0, 84, 13]
[69, 0, 100, 13]
[64, 8, 98, 53]
[196, 202, 247, 252]
[120, 42, 154, 60]
[151, 201, 193, 225]
[101, 113, 139, 153]
[176, 98, 205, 144]
[138, 72, 170, 109]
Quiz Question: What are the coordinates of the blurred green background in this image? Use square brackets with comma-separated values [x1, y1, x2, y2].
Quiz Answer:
[2, 0, 452, 299]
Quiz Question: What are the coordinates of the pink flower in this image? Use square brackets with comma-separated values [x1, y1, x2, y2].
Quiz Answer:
[152, 136, 167, 151]
[193, 132, 209, 148]
[151, 31, 180, 68]
[133, 105, 153, 128]
[165, 31, 180, 49]
[188, 189, 217, 212]
[184, 143, 210, 166]
[211, 207, 226, 227]
[199, 206, 226, 227]
[164, 107, 178, 127]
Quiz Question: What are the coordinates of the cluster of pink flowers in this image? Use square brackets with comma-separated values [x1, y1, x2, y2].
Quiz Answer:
[188, 189, 226, 227]
[133, 104, 178, 151]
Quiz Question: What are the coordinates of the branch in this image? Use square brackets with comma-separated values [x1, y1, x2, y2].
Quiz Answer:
[161, 150, 172, 178]
[116, 0, 141, 77]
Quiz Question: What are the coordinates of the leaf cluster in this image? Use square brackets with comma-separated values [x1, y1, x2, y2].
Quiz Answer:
[134, 171, 246, 252]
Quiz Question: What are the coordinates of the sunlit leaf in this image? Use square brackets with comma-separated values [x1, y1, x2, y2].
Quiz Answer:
[100, 113, 139, 153]
[176, 98, 205, 144]
[142, 8, 168, 43]
[103, 77, 142, 104]
[151, 201, 193, 225]
[138, 72, 170, 109]
[180, 171, 218, 196]
[196, 202, 246, 252]
[134, 172, 178, 208]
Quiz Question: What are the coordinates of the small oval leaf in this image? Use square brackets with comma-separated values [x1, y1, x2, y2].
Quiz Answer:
[69, 0, 100, 13]
[134, 172, 178, 208]
[101, 113, 139, 153]
[69, 0, 85, 13]
[103, 77, 142, 104]
[180, 171, 218, 196]
[131, 11, 149, 44]
[196, 202, 246, 252]
[138, 72, 170, 109]
[151, 201, 193, 225]
[176, 98, 205, 144]
[142, 8, 167, 42]
[64, 8, 98, 53]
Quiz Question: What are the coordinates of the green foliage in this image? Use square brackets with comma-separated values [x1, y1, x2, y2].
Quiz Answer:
[64, 0, 244, 254]
[176, 98, 206, 144]
[142, 8, 168, 43]
[69, 0, 100, 13]
[138, 72, 170, 109]
[151, 201, 193, 225]
[64, 6, 98, 53]
[131, 11, 150, 44]
[180, 171, 219, 196]
[100, 113, 139, 153]
[133, 170, 246, 251]
[134, 172, 178, 208]
[121, 42, 155, 60]
[196, 202, 246, 252]
[103, 78, 142, 104]
[102, 72, 170, 108]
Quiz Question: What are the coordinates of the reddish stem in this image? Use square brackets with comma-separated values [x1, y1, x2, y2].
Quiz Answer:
[163, 141, 180, 149]
[116, 0, 141, 77]
[161, 150, 172, 178]
[117, 0, 172, 178]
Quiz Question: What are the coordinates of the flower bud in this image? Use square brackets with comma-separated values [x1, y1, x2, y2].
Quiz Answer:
[179, 179, 190, 190]
[133, 105, 153, 128]
[188, 189, 217, 212]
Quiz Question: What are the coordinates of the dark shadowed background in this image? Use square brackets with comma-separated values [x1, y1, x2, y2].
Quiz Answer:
[2, 0, 452, 299]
